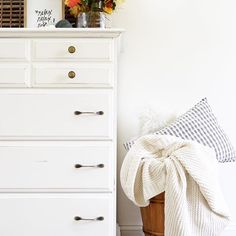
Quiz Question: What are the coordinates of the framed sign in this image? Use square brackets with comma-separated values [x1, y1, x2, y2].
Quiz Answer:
[26, 0, 64, 28]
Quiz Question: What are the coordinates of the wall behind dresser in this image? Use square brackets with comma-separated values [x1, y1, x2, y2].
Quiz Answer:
[112, 0, 236, 235]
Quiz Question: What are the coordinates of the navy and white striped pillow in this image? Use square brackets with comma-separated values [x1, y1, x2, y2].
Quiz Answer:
[124, 98, 236, 163]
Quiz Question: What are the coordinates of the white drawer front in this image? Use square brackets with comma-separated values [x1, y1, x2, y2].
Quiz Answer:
[0, 39, 29, 61]
[33, 63, 113, 87]
[0, 194, 113, 236]
[0, 90, 113, 139]
[0, 142, 113, 191]
[0, 64, 29, 87]
[33, 39, 113, 61]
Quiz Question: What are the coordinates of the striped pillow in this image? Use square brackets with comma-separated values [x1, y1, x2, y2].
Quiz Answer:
[124, 98, 236, 163]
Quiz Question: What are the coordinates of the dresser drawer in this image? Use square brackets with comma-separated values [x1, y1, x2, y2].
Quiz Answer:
[0, 142, 113, 191]
[0, 90, 113, 139]
[0, 194, 113, 236]
[0, 64, 29, 87]
[33, 63, 113, 87]
[0, 39, 29, 61]
[32, 39, 113, 61]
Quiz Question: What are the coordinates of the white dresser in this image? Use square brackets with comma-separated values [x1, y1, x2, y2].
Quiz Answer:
[0, 29, 122, 236]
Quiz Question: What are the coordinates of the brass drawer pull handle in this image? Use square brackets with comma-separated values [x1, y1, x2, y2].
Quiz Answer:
[75, 164, 105, 169]
[74, 111, 104, 116]
[68, 46, 76, 54]
[74, 216, 104, 221]
[68, 71, 76, 79]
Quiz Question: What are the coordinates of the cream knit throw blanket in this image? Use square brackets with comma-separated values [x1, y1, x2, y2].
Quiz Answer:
[120, 134, 230, 236]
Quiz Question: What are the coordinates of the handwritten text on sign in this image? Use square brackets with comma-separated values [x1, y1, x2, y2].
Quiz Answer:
[35, 9, 56, 27]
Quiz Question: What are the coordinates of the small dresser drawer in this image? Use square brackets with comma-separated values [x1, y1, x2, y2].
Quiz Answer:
[0, 194, 113, 236]
[0, 142, 113, 191]
[0, 90, 113, 139]
[0, 64, 29, 87]
[32, 39, 113, 61]
[0, 39, 29, 61]
[33, 63, 113, 87]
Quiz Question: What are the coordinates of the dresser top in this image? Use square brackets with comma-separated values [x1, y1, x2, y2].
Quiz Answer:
[0, 28, 124, 38]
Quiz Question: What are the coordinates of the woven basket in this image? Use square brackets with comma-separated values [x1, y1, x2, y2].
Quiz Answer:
[0, 0, 25, 28]
[140, 193, 165, 236]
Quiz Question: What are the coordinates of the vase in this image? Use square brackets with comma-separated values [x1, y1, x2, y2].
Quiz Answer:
[75, 11, 106, 28]
[75, 12, 88, 28]
[87, 11, 106, 28]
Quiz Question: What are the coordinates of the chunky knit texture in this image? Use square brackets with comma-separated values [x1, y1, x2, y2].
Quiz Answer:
[120, 134, 230, 236]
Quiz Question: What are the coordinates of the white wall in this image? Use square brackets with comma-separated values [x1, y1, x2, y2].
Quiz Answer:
[112, 0, 236, 235]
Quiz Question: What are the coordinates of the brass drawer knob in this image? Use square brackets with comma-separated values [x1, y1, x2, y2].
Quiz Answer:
[68, 46, 76, 54]
[68, 71, 76, 79]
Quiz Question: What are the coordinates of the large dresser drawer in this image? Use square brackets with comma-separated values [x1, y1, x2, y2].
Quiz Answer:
[0, 142, 113, 191]
[33, 63, 113, 87]
[32, 39, 113, 61]
[0, 90, 113, 139]
[0, 39, 29, 61]
[0, 194, 113, 236]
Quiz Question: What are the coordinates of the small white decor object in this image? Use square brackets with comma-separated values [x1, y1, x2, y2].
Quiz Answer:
[26, 0, 64, 28]
[139, 108, 178, 135]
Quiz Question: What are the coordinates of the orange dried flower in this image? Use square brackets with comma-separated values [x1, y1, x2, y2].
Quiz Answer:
[65, 0, 81, 8]
[104, 6, 113, 14]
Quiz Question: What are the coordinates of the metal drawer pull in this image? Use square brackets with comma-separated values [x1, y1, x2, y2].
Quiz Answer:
[68, 46, 76, 54]
[74, 111, 104, 116]
[68, 71, 76, 79]
[74, 216, 104, 221]
[75, 164, 105, 169]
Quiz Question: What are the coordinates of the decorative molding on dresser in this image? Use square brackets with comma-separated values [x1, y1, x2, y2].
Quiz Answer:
[0, 28, 123, 38]
[0, 28, 123, 236]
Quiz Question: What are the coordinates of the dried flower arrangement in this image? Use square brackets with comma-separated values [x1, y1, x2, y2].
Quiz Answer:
[64, 0, 122, 17]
